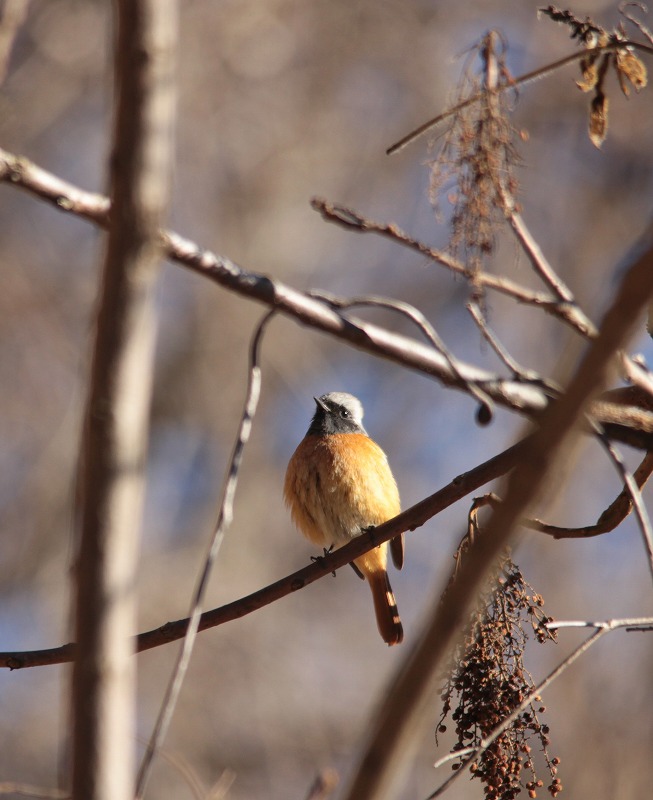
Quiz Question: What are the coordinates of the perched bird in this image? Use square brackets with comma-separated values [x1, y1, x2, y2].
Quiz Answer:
[284, 392, 404, 645]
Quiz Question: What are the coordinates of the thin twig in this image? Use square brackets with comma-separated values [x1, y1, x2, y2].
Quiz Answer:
[311, 197, 597, 339]
[546, 616, 653, 630]
[593, 425, 653, 586]
[527, 450, 653, 538]
[385, 39, 653, 154]
[620, 3, 653, 45]
[135, 310, 275, 799]
[312, 291, 494, 419]
[467, 301, 561, 394]
[494, 177, 597, 338]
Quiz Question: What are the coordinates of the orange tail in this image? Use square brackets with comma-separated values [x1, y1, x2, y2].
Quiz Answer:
[368, 570, 403, 646]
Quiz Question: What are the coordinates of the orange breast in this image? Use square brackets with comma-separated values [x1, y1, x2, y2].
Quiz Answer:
[284, 433, 400, 549]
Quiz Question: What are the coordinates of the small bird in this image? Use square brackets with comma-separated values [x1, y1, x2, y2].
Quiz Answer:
[284, 392, 404, 645]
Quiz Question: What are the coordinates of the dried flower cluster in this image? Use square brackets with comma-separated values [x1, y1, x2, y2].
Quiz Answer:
[437, 556, 561, 799]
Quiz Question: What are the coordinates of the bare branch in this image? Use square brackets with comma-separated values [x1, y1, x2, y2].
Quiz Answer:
[312, 198, 599, 339]
[523, 451, 653, 538]
[4, 149, 653, 447]
[467, 300, 561, 394]
[135, 310, 275, 798]
[385, 39, 653, 154]
[311, 291, 494, 420]
[546, 616, 653, 630]
[0, 435, 532, 670]
[493, 167, 597, 337]
[592, 429, 653, 584]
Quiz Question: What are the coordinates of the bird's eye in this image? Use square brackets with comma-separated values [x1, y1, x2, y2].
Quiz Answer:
[340, 408, 350, 418]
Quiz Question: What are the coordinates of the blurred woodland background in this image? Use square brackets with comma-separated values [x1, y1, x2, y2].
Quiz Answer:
[1, 1, 653, 799]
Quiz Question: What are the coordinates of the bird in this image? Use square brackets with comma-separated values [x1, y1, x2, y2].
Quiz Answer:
[284, 392, 404, 645]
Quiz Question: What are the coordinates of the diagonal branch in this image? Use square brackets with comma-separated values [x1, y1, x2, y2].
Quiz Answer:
[4, 148, 653, 448]
[339, 214, 653, 800]
[0, 435, 532, 670]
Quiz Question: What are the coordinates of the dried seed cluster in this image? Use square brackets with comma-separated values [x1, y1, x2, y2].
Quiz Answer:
[428, 32, 523, 298]
[437, 558, 562, 799]
[540, 5, 648, 147]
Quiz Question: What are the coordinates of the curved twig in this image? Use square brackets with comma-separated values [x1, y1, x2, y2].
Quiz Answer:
[135, 310, 275, 798]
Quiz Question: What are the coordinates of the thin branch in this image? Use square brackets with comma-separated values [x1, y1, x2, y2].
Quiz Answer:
[312, 198, 598, 339]
[467, 301, 561, 394]
[135, 310, 275, 799]
[385, 39, 653, 154]
[524, 451, 653, 538]
[311, 291, 494, 419]
[546, 616, 653, 630]
[620, 3, 653, 46]
[0, 435, 533, 670]
[493, 165, 597, 337]
[593, 426, 653, 585]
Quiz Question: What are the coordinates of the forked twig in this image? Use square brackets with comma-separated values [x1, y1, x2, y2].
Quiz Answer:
[311, 197, 597, 338]
[311, 291, 494, 419]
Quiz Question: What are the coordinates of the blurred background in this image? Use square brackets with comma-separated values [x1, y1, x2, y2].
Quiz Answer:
[1, 1, 652, 798]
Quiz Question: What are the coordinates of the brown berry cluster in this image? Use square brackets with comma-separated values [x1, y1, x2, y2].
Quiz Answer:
[436, 557, 562, 799]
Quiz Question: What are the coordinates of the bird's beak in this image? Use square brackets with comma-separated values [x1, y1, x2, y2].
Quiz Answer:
[313, 395, 329, 412]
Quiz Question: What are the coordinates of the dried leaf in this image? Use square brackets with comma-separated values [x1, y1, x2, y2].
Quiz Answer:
[577, 40, 610, 92]
[589, 92, 609, 148]
[615, 49, 648, 96]
[577, 53, 600, 92]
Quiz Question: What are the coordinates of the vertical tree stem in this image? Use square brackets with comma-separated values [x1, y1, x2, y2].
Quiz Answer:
[71, 2, 177, 799]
